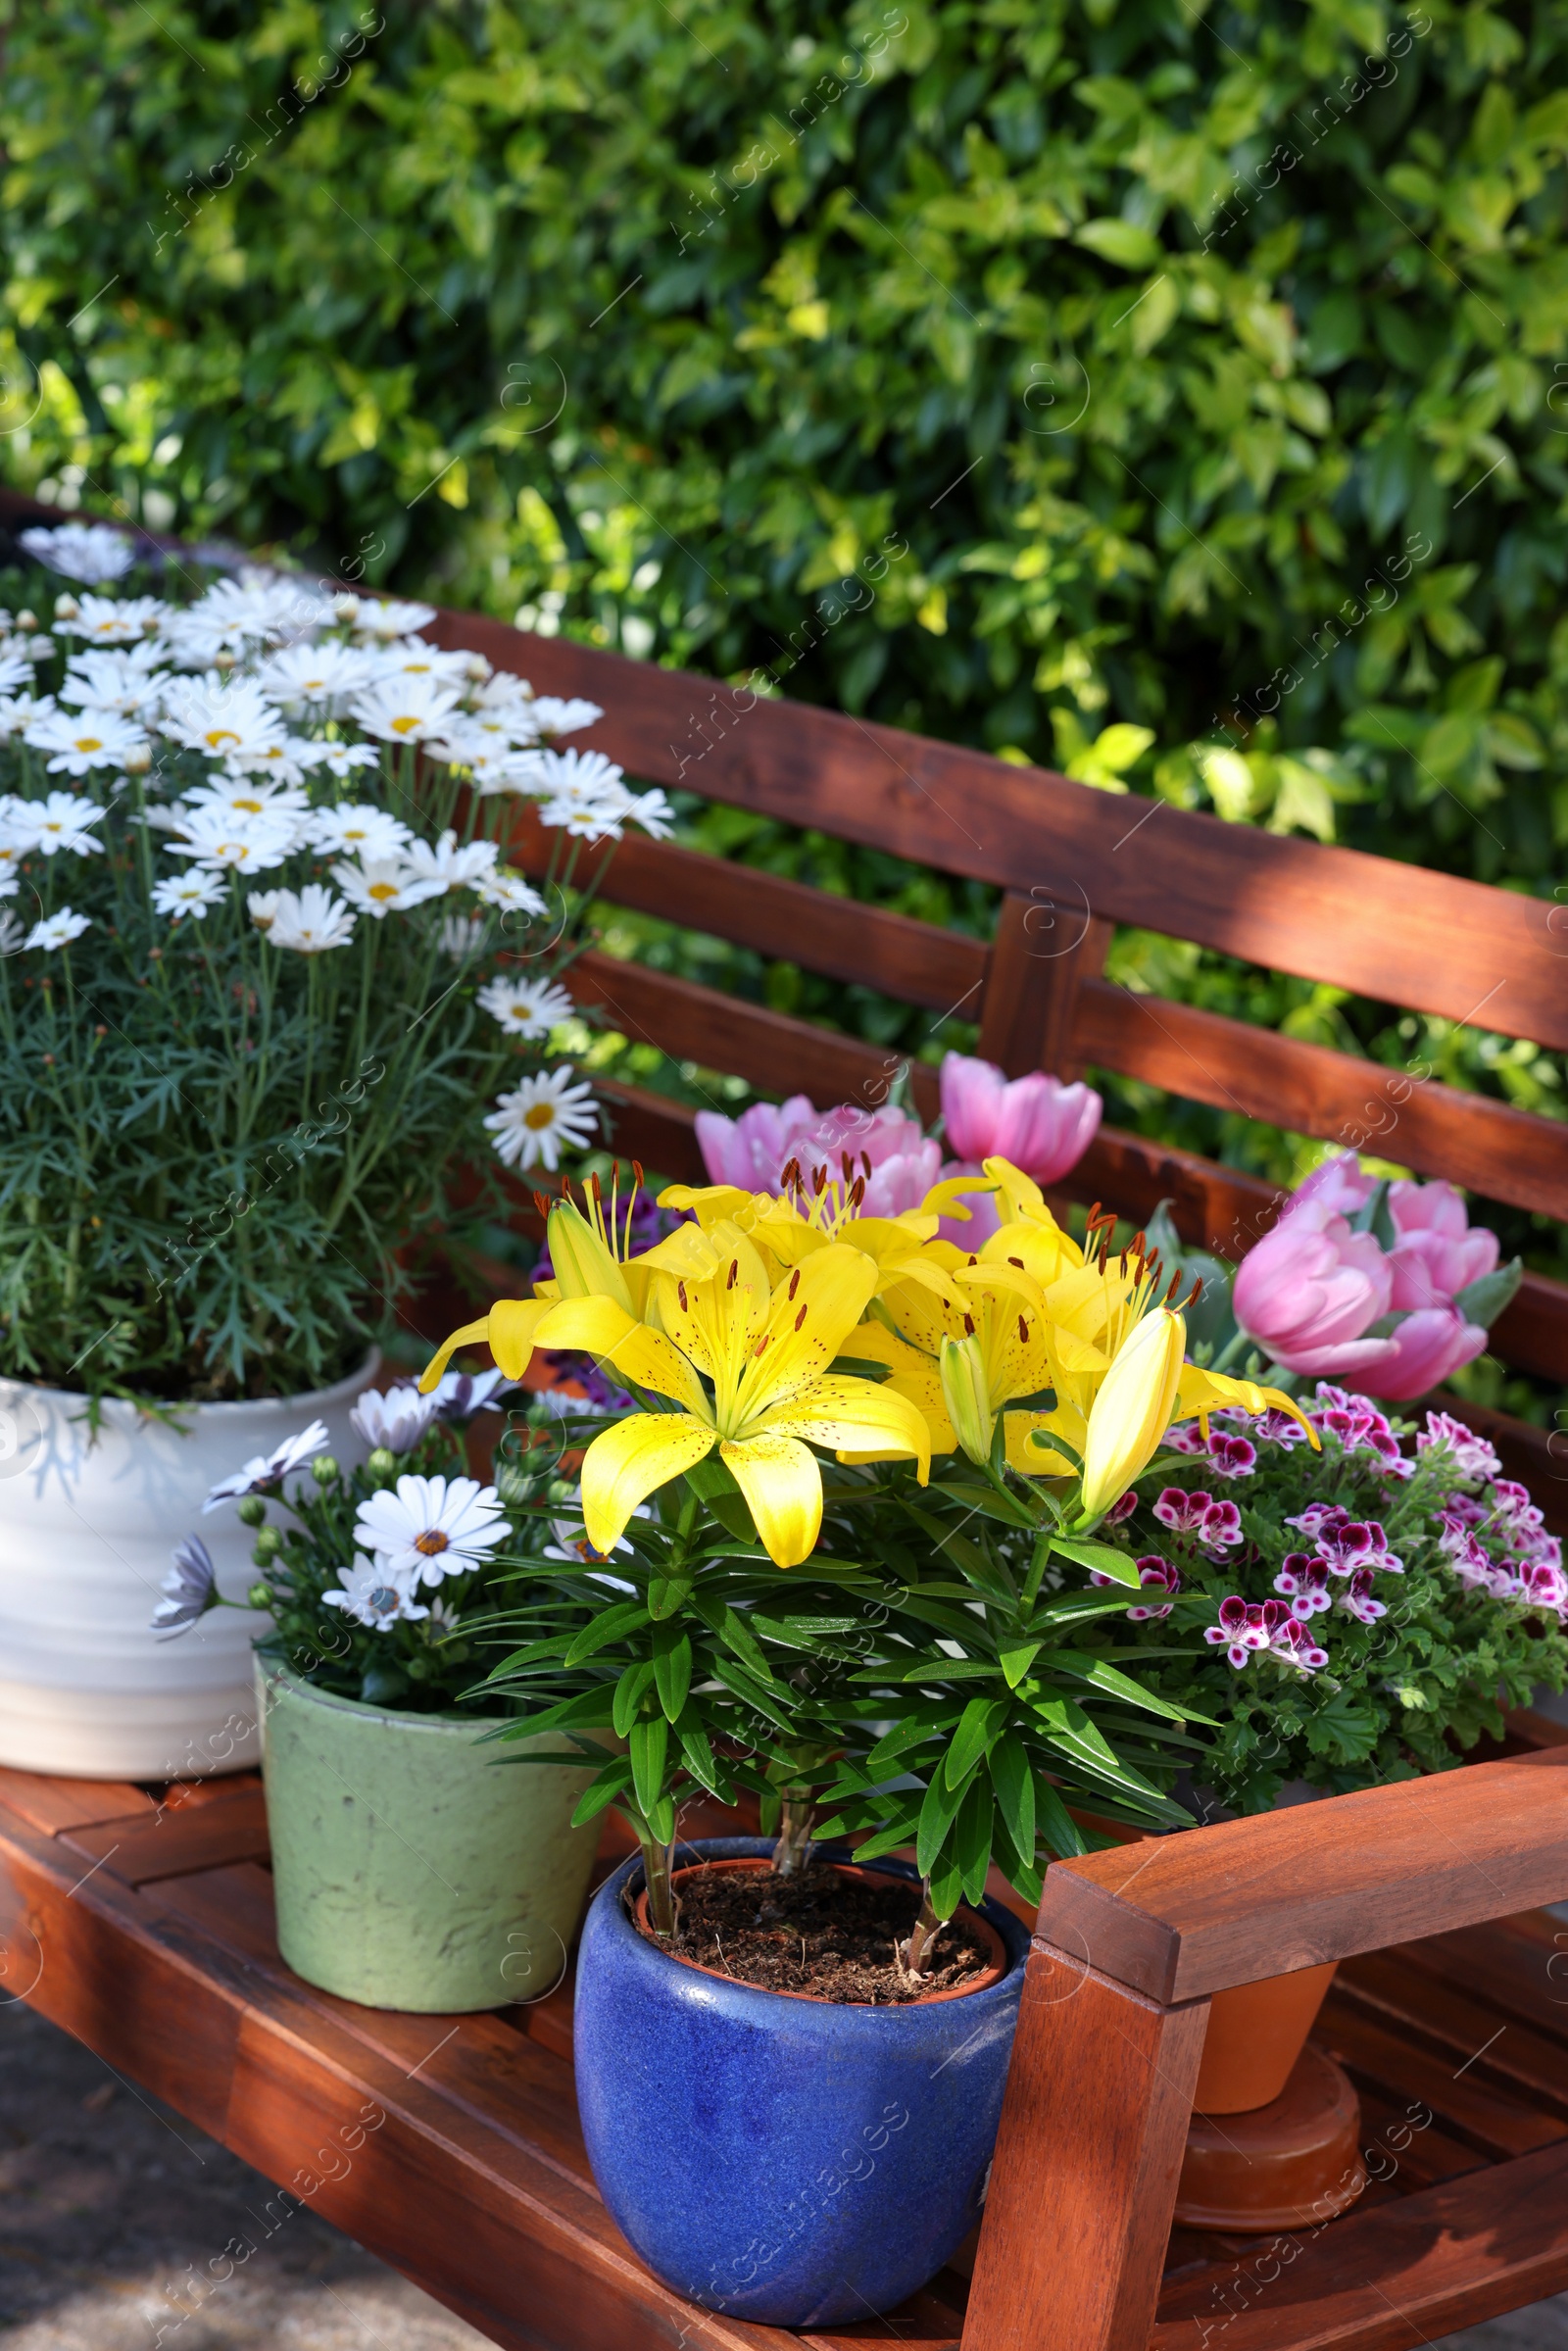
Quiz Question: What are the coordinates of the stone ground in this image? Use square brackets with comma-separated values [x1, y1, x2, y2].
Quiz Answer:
[1, 1996, 1565, 2348]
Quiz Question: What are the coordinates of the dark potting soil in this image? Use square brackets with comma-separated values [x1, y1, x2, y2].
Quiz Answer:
[648, 1863, 994, 2004]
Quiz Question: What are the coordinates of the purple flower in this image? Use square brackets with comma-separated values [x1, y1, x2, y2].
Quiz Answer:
[1268, 1615, 1330, 1673]
[1167, 1423, 1210, 1456]
[1128, 1555, 1181, 1621]
[1205, 1594, 1273, 1668]
[1273, 1551, 1333, 1615]
[543, 1350, 634, 1411]
[1253, 1408, 1312, 1449]
[1153, 1488, 1215, 1536]
[1200, 1498, 1245, 1551]
[151, 1536, 218, 1637]
[1104, 1490, 1139, 1525]
[1287, 1500, 1349, 1539]
[1206, 1432, 1257, 1480]
[203, 1419, 330, 1512]
[1336, 1567, 1388, 1625]
[1314, 1518, 1404, 1578]
[1416, 1411, 1500, 1484]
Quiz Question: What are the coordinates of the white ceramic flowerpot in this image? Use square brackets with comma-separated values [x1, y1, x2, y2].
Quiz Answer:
[0, 1354, 376, 1780]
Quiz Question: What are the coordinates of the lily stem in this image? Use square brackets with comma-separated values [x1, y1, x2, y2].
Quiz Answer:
[772, 1792, 816, 1878]
[903, 1880, 944, 1979]
[640, 1832, 678, 1939]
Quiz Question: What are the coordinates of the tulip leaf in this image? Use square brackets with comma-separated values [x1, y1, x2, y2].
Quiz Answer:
[1348, 1177, 1398, 1251]
[651, 1624, 693, 1722]
[944, 1696, 1009, 1789]
[1452, 1255, 1522, 1326]
[1050, 1537, 1143, 1588]
[1000, 1641, 1042, 1688]
[629, 1714, 669, 1815]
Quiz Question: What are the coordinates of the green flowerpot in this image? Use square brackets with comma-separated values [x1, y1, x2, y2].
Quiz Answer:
[256, 1656, 603, 2013]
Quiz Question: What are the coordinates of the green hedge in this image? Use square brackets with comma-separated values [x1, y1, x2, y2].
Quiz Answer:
[3, 0, 1566, 883]
[3, 0, 1565, 1379]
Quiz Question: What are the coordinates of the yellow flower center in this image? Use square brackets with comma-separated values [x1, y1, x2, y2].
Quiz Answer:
[368, 881, 399, 902]
[203, 727, 240, 749]
[524, 1103, 558, 1130]
[390, 715, 420, 735]
[414, 1529, 449, 1555]
[233, 797, 264, 813]
[75, 737, 102, 753]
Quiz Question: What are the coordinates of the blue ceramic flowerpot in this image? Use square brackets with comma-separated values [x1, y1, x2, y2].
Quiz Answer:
[573, 1837, 1030, 2327]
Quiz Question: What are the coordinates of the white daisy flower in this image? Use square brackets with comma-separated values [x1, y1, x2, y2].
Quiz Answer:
[476, 974, 575, 1038]
[0, 911, 23, 955]
[24, 907, 91, 952]
[538, 794, 627, 842]
[158, 674, 287, 765]
[24, 709, 148, 776]
[257, 641, 385, 713]
[0, 694, 55, 738]
[165, 804, 298, 873]
[470, 670, 535, 716]
[349, 597, 438, 642]
[152, 869, 226, 922]
[0, 653, 35, 698]
[529, 696, 604, 738]
[307, 803, 414, 861]
[350, 1383, 440, 1454]
[267, 885, 358, 955]
[19, 522, 135, 583]
[59, 594, 170, 644]
[402, 828, 499, 893]
[329, 857, 448, 919]
[203, 1419, 330, 1511]
[349, 674, 463, 746]
[19, 791, 107, 857]
[291, 738, 379, 779]
[440, 913, 489, 960]
[371, 636, 474, 686]
[151, 1536, 219, 1637]
[321, 1556, 430, 1632]
[352, 1472, 508, 1588]
[483, 1065, 597, 1171]
[428, 1367, 517, 1418]
[180, 570, 333, 653]
[473, 867, 546, 917]
[627, 787, 677, 840]
[184, 777, 311, 832]
[60, 644, 171, 717]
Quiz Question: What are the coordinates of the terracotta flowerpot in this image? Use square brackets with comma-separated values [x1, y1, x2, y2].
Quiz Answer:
[1194, 1959, 1340, 2113]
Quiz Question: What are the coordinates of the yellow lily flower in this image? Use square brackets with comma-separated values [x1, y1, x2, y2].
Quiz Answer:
[845, 1256, 1057, 1465]
[1173, 1362, 1318, 1445]
[540, 1232, 931, 1567]
[1079, 1306, 1186, 1517]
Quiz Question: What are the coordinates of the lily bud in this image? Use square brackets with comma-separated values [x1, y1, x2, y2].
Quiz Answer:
[1079, 1307, 1186, 1521]
[939, 1333, 995, 1466]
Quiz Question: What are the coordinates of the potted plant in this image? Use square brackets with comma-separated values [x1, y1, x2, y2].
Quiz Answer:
[421, 1164, 1300, 2324]
[157, 1362, 619, 2011]
[0, 517, 666, 1777]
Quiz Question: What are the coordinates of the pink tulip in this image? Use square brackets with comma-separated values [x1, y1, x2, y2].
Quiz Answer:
[1353, 1306, 1489, 1401]
[1286, 1151, 1378, 1221]
[939, 1053, 1102, 1183]
[1385, 1178, 1498, 1306]
[1233, 1200, 1397, 1377]
[695, 1094, 821, 1190]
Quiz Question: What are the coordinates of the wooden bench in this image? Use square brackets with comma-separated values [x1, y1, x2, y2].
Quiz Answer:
[4, 1744, 1568, 2349]
[3, 508, 1568, 2344]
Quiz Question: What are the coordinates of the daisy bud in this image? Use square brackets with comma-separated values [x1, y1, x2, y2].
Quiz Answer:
[237, 1494, 267, 1527]
[253, 1525, 282, 1559]
[368, 1446, 398, 1479]
[312, 1453, 340, 1485]
[53, 592, 79, 618]
[247, 1582, 272, 1610]
[214, 650, 236, 670]
[15, 610, 36, 631]
[122, 746, 152, 774]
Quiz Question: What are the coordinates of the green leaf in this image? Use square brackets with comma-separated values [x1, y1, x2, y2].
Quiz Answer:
[569, 1759, 635, 1828]
[1452, 1256, 1522, 1327]
[676, 1716, 720, 1790]
[916, 1764, 975, 1877]
[611, 1660, 658, 1739]
[1051, 1537, 1141, 1589]
[989, 1731, 1036, 1860]
[953, 1777, 994, 1908]
[646, 1574, 695, 1620]
[1000, 1641, 1041, 1689]
[629, 1714, 669, 1816]
[651, 1624, 693, 1722]
[944, 1696, 1009, 1789]
[1075, 219, 1162, 270]
[564, 1599, 649, 1666]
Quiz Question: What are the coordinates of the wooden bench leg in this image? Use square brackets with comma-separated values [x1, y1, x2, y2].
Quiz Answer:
[961, 1940, 1209, 2351]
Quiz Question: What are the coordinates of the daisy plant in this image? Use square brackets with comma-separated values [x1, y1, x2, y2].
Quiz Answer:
[0, 521, 671, 1405]
[422, 1161, 1313, 1971]
[155, 1362, 607, 1718]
